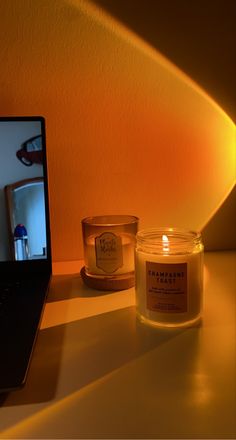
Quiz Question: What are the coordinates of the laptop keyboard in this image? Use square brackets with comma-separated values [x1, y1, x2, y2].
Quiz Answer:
[0, 281, 21, 316]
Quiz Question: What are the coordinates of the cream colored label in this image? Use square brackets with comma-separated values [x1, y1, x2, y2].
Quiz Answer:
[95, 232, 123, 273]
[146, 261, 187, 313]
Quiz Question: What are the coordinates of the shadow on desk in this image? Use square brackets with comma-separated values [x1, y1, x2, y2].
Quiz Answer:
[47, 273, 122, 302]
[1, 305, 200, 411]
[0, 322, 65, 407]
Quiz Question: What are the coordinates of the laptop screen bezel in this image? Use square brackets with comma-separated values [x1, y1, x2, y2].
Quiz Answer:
[0, 116, 52, 278]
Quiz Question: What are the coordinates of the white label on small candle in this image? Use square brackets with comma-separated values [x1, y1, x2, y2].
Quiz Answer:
[95, 232, 123, 273]
[146, 261, 187, 313]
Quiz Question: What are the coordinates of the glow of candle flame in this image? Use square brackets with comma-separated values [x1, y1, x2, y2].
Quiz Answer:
[162, 234, 169, 252]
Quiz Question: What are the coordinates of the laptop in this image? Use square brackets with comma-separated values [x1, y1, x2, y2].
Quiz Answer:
[0, 116, 52, 393]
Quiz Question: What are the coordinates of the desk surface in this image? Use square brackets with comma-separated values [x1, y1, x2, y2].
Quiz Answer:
[0, 251, 235, 439]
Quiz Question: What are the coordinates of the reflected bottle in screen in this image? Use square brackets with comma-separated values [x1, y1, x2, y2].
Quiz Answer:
[14, 224, 29, 260]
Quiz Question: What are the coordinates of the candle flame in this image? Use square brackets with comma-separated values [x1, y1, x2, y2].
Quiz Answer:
[162, 234, 169, 252]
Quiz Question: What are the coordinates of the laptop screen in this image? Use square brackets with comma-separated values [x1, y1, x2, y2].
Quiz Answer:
[0, 117, 51, 266]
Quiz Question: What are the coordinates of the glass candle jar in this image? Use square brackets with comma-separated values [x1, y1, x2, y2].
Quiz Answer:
[135, 228, 204, 328]
[81, 215, 139, 290]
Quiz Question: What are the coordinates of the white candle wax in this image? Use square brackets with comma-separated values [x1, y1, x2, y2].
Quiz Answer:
[135, 229, 204, 328]
[85, 232, 135, 276]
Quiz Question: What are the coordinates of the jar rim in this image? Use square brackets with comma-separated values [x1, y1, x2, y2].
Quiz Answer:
[82, 215, 139, 227]
[136, 227, 202, 247]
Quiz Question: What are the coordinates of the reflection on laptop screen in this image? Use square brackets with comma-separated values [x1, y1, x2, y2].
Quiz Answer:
[0, 119, 48, 262]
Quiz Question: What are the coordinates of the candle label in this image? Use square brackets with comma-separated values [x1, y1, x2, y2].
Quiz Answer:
[95, 232, 123, 273]
[146, 262, 187, 313]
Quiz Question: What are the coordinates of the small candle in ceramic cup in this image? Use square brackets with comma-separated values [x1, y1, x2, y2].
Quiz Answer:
[81, 215, 139, 291]
[135, 228, 204, 328]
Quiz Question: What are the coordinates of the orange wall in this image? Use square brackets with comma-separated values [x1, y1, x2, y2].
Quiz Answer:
[0, 0, 235, 261]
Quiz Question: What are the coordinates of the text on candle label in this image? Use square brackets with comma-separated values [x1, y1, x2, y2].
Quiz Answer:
[146, 261, 187, 313]
[95, 232, 123, 273]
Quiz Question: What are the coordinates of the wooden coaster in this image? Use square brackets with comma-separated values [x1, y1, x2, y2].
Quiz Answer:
[80, 266, 135, 291]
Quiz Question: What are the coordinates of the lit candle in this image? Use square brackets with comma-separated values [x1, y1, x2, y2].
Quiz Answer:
[135, 228, 204, 328]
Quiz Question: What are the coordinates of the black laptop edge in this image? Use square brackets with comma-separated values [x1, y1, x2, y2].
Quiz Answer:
[0, 116, 52, 393]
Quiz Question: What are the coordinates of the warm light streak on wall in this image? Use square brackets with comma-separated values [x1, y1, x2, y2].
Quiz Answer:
[60, 0, 235, 259]
[73, 0, 233, 120]
[0, 0, 235, 260]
